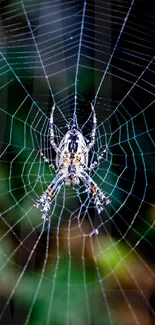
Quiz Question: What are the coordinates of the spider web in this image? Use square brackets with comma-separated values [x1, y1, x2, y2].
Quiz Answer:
[0, 0, 155, 324]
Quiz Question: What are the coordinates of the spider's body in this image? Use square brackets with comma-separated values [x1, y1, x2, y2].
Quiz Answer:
[56, 128, 88, 185]
[35, 104, 110, 220]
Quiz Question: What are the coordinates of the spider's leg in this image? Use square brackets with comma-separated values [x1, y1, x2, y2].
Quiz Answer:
[34, 171, 66, 220]
[40, 151, 50, 163]
[89, 148, 108, 172]
[50, 104, 59, 153]
[79, 170, 110, 214]
[87, 104, 97, 152]
[40, 151, 56, 171]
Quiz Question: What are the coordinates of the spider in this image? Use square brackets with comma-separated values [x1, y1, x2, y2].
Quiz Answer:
[34, 104, 110, 220]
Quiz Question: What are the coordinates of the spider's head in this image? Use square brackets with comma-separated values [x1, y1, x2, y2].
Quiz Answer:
[70, 176, 80, 185]
[66, 164, 80, 185]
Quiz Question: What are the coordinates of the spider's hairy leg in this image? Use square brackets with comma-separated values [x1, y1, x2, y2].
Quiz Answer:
[40, 151, 56, 171]
[89, 147, 108, 172]
[34, 171, 66, 220]
[87, 104, 97, 151]
[50, 104, 59, 153]
[79, 171, 110, 214]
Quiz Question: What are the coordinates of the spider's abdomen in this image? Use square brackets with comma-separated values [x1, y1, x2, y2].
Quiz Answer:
[56, 129, 88, 169]
[68, 133, 78, 152]
[68, 141, 78, 153]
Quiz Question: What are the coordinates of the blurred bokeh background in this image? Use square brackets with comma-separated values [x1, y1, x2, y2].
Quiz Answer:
[0, 0, 155, 324]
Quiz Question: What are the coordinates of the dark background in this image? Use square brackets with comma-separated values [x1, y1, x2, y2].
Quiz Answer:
[0, 0, 155, 324]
